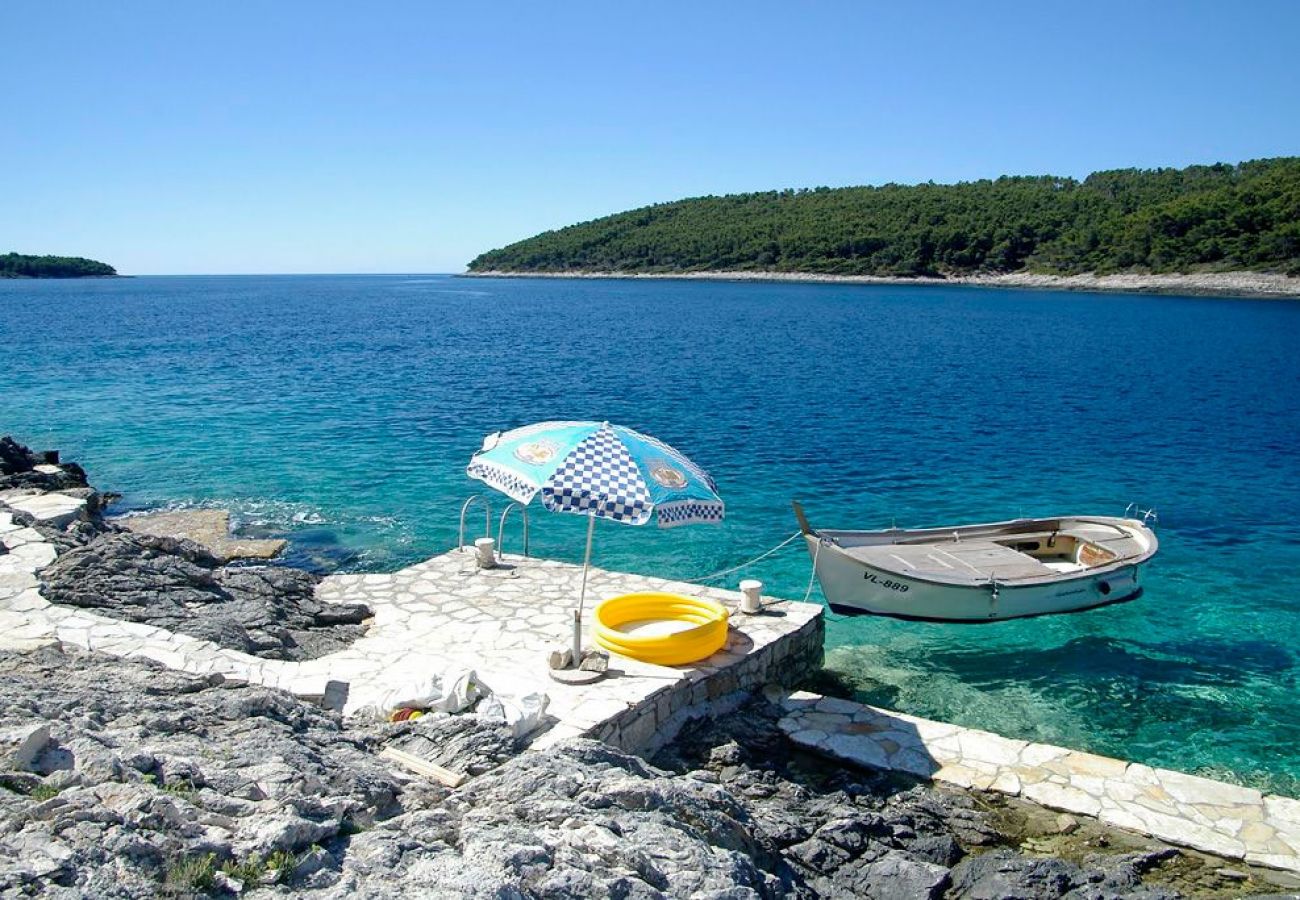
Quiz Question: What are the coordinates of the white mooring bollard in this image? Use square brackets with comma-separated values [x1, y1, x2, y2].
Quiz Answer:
[739, 579, 763, 614]
[474, 537, 497, 568]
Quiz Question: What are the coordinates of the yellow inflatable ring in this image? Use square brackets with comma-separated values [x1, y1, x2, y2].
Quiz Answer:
[593, 592, 730, 666]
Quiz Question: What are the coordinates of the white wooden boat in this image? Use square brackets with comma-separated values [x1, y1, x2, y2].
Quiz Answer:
[794, 502, 1158, 622]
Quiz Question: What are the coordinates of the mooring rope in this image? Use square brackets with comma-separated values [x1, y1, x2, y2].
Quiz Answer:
[674, 530, 804, 585]
[803, 537, 823, 603]
[660, 529, 865, 621]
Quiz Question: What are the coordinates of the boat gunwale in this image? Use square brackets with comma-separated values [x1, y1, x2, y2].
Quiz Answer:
[808, 515, 1158, 589]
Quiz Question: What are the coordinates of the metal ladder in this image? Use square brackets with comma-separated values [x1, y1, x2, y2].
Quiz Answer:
[458, 495, 492, 551]
[459, 495, 531, 559]
[497, 501, 530, 558]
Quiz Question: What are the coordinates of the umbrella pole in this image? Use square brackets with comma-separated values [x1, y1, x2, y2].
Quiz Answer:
[574, 514, 596, 662]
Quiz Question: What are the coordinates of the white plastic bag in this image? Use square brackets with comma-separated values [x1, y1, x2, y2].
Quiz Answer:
[477, 691, 550, 738]
[348, 664, 481, 719]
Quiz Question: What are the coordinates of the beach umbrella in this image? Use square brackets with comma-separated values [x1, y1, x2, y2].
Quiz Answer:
[467, 420, 724, 657]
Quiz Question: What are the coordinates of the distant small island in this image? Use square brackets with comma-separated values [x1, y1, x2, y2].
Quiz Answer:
[0, 252, 117, 278]
[467, 157, 1300, 295]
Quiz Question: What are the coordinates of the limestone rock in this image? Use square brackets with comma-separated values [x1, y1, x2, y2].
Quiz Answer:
[387, 712, 520, 777]
[840, 848, 951, 899]
[2, 723, 50, 769]
[578, 649, 609, 672]
[0, 436, 89, 493]
[948, 849, 1080, 899]
[39, 531, 369, 660]
[947, 848, 1181, 900]
[0, 646, 403, 897]
[0, 649, 1225, 899]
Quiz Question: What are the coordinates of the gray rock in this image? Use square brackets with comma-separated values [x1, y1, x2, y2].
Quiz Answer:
[0, 435, 89, 493]
[2, 723, 50, 769]
[39, 531, 369, 659]
[948, 849, 1081, 899]
[1064, 848, 1184, 900]
[578, 650, 609, 673]
[788, 836, 853, 874]
[387, 712, 519, 777]
[814, 813, 889, 854]
[709, 740, 747, 767]
[0, 648, 1221, 899]
[841, 848, 951, 900]
[0, 647, 404, 897]
[0, 649, 783, 898]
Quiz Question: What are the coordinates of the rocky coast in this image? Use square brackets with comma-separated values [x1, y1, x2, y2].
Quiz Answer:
[2, 437, 1298, 898]
[464, 270, 1300, 299]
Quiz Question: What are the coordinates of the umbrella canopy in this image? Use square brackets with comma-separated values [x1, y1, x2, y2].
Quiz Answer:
[467, 420, 724, 528]
[467, 420, 724, 662]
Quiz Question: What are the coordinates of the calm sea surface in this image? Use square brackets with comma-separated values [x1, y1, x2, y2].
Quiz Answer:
[3, 275, 1299, 793]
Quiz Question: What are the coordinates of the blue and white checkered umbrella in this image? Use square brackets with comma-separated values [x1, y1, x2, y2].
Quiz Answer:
[468, 420, 724, 529]
[467, 421, 725, 648]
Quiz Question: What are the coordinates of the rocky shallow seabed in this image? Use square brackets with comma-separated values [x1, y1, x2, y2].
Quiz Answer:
[2, 438, 1297, 898]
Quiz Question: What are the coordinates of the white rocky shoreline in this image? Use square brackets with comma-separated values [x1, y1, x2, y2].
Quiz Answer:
[464, 269, 1300, 299]
[3, 437, 1300, 898]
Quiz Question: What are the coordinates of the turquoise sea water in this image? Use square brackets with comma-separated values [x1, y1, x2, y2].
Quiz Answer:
[3, 275, 1298, 794]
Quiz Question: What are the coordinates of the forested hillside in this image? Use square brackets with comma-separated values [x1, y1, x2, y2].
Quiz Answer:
[0, 253, 117, 278]
[469, 158, 1300, 277]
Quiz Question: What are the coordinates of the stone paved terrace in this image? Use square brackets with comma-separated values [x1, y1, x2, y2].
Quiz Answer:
[777, 691, 1300, 875]
[0, 499, 824, 755]
[309, 551, 824, 751]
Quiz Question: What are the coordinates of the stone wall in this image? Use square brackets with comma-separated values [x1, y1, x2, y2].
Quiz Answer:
[590, 607, 824, 755]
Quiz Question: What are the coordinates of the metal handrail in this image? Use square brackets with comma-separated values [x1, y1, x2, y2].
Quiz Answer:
[497, 502, 531, 558]
[1125, 503, 1159, 527]
[458, 495, 492, 550]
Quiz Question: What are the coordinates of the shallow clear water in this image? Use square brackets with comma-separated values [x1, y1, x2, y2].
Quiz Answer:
[3, 274, 1298, 793]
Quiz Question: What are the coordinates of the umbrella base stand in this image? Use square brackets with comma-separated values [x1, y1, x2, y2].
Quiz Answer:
[546, 630, 610, 684]
[548, 665, 605, 685]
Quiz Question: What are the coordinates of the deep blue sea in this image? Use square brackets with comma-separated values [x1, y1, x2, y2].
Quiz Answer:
[3, 275, 1299, 794]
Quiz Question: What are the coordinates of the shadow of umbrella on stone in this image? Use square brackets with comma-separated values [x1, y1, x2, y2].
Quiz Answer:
[467, 420, 724, 664]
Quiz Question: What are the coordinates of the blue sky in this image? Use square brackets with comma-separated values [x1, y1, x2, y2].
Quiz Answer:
[3, 1, 1298, 274]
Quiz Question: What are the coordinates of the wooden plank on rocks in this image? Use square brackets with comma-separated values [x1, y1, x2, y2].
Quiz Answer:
[379, 746, 467, 787]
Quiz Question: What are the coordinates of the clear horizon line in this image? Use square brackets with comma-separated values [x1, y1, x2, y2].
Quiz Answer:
[119, 271, 466, 277]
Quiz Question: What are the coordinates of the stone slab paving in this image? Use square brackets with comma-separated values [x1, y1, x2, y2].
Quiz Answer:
[0, 511, 823, 754]
[0, 489, 87, 528]
[776, 691, 1300, 874]
[309, 551, 824, 752]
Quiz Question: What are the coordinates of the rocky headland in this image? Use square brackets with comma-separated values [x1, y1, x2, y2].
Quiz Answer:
[2, 437, 1297, 898]
[464, 270, 1300, 299]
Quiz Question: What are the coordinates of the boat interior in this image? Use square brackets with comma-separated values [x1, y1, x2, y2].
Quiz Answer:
[833, 519, 1151, 585]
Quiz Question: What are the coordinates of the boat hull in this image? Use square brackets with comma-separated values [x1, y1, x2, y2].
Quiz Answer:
[805, 534, 1145, 623]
